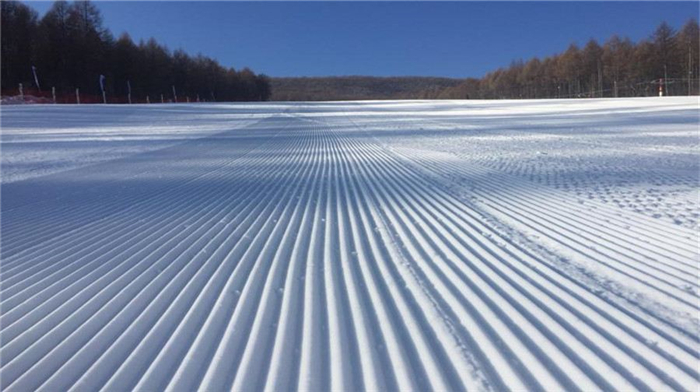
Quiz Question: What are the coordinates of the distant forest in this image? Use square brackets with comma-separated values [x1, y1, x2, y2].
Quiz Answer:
[1, 0, 698, 102]
[271, 76, 461, 101]
[274, 20, 699, 101]
[437, 19, 700, 99]
[1, 0, 271, 103]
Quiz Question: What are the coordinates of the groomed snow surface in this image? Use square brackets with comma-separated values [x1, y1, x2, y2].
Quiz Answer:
[1, 98, 698, 391]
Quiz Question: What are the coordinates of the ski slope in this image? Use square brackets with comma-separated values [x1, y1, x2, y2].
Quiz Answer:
[1, 98, 698, 391]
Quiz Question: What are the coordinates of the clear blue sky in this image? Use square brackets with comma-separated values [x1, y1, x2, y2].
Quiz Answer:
[24, 1, 699, 78]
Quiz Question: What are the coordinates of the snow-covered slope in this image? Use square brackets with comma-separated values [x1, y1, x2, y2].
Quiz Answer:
[1, 98, 698, 391]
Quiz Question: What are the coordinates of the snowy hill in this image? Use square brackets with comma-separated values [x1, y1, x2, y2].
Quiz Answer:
[1, 98, 698, 391]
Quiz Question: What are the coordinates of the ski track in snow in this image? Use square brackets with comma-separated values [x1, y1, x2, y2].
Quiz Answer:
[1, 99, 698, 391]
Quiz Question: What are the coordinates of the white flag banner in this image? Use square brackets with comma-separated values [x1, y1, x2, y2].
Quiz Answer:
[127, 80, 132, 104]
[31, 66, 40, 90]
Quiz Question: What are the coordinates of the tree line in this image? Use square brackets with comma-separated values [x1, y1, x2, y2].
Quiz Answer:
[437, 20, 700, 100]
[2, 1, 697, 102]
[272, 20, 699, 101]
[1, 0, 271, 103]
[271, 76, 461, 101]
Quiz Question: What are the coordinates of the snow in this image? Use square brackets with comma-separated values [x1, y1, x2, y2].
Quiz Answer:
[1, 98, 698, 391]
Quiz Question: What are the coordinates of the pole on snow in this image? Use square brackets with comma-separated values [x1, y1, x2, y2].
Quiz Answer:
[76, 88, 80, 104]
[146, 95, 150, 104]
[127, 80, 132, 104]
[19, 83, 24, 101]
[196, 94, 200, 103]
[659, 79, 663, 97]
[689, 43, 693, 96]
[52, 87, 56, 104]
[186, 96, 190, 103]
[161, 94, 164, 104]
[100, 74, 107, 104]
[31, 66, 41, 90]
[172, 85, 178, 103]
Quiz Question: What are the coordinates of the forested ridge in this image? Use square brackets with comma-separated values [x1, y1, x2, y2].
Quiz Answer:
[271, 76, 461, 101]
[1, 0, 271, 103]
[273, 20, 699, 101]
[438, 20, 699, 99]
[1, 0, 698, 102]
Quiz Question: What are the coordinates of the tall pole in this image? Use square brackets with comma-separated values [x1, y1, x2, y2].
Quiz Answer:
[76, 88, 80, 104]
[52, 87, 56, 104]
[172, 85, 177, 103]
[100, 74, 106, 104]
[597, 60, 603, 97]
[127, 80, 132, 104]
[664, 64, 669, 97]
[31, 66, 41, 91]
[689, 42, 693, 96]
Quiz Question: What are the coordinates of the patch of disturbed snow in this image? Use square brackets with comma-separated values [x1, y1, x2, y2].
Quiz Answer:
[354, 97, 699, 230]
[0, 103, 272, 183]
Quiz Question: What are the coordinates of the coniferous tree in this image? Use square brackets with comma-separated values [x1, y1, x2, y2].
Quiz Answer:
[581, 39, 603, 97]
[1, 1, 39, 89]
[437, 19, 699, 99]
[652, 22, 679, 80]
[36, 0, 72, 91]
[677, 19, 700, 94]
[1, 0, 271, 102]
[602, 35, 633, 97]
